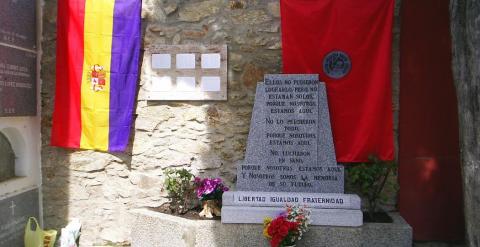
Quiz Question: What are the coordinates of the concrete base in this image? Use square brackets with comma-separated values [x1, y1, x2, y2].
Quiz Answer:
[221, 206, 363, 226]
[131, 209, 412, 247]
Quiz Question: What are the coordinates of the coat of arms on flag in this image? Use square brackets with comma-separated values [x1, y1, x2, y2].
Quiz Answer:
[89, 64, 106, 92]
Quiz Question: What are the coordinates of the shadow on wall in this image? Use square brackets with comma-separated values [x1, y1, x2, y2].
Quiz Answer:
[40, 0, 69, 239]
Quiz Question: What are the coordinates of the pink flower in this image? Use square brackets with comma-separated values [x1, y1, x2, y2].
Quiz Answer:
[193, 177, 229, 200]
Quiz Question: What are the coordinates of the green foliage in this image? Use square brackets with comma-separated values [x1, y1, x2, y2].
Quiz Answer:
[163, 168, 195, 214]
[346, 155, 397, 218]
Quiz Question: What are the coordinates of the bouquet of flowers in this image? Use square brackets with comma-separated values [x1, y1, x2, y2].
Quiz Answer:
[193, 177, 229, 218]
[193, 177, 229, 201]
[263, 205, 311, 247]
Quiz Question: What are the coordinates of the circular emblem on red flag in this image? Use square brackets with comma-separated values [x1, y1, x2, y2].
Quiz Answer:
[323, 51, 351, 79]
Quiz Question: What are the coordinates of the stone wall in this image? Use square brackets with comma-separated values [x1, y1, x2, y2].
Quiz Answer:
[450, 0, 480, 245]
[40, 0, 400, 245]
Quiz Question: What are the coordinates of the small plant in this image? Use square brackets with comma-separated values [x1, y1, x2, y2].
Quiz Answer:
[163, 168, 195, 214]
[263, 205, 311, 247]
[346, 155, 397, 220]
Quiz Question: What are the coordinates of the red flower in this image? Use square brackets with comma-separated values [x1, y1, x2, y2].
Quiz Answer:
[265, 216, 301, 247]
[267, 217, 285, 237]
[279, 224, 290, 236]
[270, 236, 281, 247]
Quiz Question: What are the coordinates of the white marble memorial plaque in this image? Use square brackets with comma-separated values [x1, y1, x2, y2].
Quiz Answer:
[144, 45, 227, 100]
[176, 54, 196, 69]
[176, 77, 196, 91]
[151, 76, 172, 91]
[151, 54, 171, 69]
[201, 53, 221, 69]
[200, 76, 221, 92]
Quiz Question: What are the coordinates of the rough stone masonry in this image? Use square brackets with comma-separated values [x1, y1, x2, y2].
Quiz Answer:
[40, 0, 400, 245]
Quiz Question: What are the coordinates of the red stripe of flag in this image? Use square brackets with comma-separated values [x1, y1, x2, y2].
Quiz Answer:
[51, 0, 85, 148]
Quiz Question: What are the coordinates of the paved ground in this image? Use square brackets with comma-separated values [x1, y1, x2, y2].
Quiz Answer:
[94, 241, 466, 247]
[414, 241, 466, 247]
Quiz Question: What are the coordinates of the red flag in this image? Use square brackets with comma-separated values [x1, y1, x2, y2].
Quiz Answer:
[281, 0, 395, 162]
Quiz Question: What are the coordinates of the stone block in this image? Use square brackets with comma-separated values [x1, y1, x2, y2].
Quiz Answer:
[361, 213, 413, 247]
[237, 75, 343, 193]
[131, 209, 196, 247]
[222, 191, 361, 209]
[221, 206, 363, 227]
[131, 209, 412, 247]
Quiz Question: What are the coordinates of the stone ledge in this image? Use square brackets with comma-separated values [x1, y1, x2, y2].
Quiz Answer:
[131, 209, 412, 247]
[222, 191, 361, 209]
[221, 206, 362, 226]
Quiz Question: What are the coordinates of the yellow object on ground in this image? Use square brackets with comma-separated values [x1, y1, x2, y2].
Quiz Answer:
[24, 217, 57, 247]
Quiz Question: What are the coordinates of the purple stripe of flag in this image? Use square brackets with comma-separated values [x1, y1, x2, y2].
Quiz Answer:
[108, 0, 141, 151]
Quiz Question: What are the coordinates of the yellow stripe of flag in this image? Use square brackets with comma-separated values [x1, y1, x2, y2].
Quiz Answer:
[80, 0, 115, 150]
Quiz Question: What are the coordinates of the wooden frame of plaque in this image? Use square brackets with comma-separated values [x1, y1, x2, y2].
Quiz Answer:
[143, 44, 227, 101]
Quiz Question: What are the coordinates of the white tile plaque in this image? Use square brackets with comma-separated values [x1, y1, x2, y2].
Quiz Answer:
[176, 54, 196, 69]
[151, 76, 172, 91]
[201, 53, 221, 69]
[176, 77, 196, 91]
[151, 54, 171, 69]
[144, 45, 227, 100]
[201, 76, 221, 92]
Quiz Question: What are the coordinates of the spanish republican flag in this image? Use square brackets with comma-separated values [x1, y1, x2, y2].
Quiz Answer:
[51, 0, 141, 152]
[281, 0, 395, 162]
